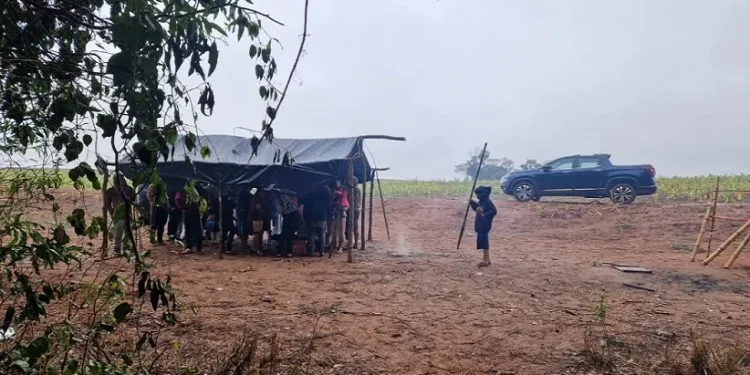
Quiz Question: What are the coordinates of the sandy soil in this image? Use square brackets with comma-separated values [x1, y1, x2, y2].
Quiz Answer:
[32, 192, 750, 374]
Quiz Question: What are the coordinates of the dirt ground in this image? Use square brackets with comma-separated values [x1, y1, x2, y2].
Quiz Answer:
[36, 192, 750, 374]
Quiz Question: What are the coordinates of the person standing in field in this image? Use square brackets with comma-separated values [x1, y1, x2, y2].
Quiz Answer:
[302, 182, 331, 256]
[332, 180, 350, 252]
[249, 189, 269, 254]
[469, 186, 497, 267]
[148, 181, 169, 245]
[278, 192, 301, 257]
[349, 176, 362, 249]
[236, 190, 252, 250]
[105, 173, 134, 256]
[167, 191, 183, 241]
[177, 187, 203, 254]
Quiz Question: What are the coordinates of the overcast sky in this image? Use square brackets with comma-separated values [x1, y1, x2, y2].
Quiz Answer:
[27, 0, 747, 179]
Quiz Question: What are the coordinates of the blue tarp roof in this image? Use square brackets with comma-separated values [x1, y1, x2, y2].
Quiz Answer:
[119, 134, 372, 194]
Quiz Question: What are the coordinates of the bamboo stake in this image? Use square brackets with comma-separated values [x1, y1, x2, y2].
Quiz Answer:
[100, 171, 110, 258]
[691, 205, 712, 261]
[705, 177, 720, 260]
[376, 171, 390, 240]
[723, 230, 750, 269]
[703, 220, 750, 265]
[346, 158, 354, 263]
[367, 171, 374, 242]
[360, 143, 367, 250]
[218, 189, 224, 259]
[456, 143, 488, 250]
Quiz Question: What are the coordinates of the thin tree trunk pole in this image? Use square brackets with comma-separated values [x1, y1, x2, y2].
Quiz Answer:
[457, 143, 488, 250]
[368, 171, 374, 242]
[100, 172, 110, 258]
[376, 171, 390, 240]
[347, 158, 355, 263]
[218, 188, 224, 259]
[360, 141, 367, 250]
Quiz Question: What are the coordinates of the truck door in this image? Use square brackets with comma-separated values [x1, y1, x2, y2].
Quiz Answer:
[570, 156, 606, 193]
[536, 157, 576, 194]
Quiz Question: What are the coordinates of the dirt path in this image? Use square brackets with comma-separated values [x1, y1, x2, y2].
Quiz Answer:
[120, 197, 750, 374]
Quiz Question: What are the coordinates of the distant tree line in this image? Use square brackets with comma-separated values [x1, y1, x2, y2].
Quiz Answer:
[455, 147, 542, 180]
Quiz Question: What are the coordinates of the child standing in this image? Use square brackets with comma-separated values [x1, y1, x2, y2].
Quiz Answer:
[470, 186, 497, 267]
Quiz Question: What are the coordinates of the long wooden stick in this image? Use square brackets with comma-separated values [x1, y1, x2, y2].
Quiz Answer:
[705, 177, 720, 260]
[360, 144, 367, 250]
[346, 158, 354, 263]
[723, 230, 750, 269]
[703, 220, 750, 265]
[456, 143, 488, 250]
[376, 171, 390, 240]
[691, 205, 712, 261]
[367, 171, 374, 242]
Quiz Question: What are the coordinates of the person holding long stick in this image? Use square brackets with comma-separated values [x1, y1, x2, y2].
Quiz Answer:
[470, 186, 497, 267]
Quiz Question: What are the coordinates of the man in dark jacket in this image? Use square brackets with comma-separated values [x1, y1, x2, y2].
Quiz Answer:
[302, 183, 331, 256]
[469, 186, 497, 267]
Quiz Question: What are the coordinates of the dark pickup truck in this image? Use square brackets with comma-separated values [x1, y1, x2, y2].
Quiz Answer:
[499, 154, 657, 204]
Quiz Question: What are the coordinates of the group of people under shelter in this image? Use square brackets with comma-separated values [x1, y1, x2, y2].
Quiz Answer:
[104, 174, 363, 257]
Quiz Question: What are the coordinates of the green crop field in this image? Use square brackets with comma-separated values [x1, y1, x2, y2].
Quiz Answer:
[377, 176, 750, 202]
[2, 168, 749, 203]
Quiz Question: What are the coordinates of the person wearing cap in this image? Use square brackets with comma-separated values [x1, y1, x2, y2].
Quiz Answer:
[469, 185, 497, 267]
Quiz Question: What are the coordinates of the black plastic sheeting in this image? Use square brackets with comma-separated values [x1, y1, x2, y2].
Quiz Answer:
[119, 135, 372, 195]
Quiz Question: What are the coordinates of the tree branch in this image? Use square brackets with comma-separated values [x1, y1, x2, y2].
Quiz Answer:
[264, 0, 308, 130]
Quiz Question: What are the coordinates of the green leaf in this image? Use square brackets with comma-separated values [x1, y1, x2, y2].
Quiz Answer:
[208, 42, 219, 77]
[266, 106, 276, 120]
[248, 22, 260, 38]
[237, 17, 246, 41]
[200, 146, 211, 159]
[82, 134, 93, 146]
[185, 133, 197, 151]
[259, 86, 268, 100]
[26, 336, 50, 364]
[261, 48, 270, 63]
[113, 302, 133, 323]
[11, 360, 30, 372]
[255, 64, 264, 80]
[189, 52, 206, 81]
[249, 45, 258, 58]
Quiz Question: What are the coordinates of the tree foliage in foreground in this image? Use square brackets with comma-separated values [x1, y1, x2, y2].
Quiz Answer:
[0, 0, 297, 372]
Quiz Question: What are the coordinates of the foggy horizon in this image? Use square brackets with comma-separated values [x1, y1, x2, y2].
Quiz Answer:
[200, 0, 750, 180]
[7, 0, 750, 181]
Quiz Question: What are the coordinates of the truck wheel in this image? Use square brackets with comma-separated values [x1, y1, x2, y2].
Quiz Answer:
[610, 183, 636, 205]
[513, 182, 535, 202]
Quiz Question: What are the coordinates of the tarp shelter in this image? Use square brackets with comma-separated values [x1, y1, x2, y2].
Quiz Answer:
[119, 134, 374, 193]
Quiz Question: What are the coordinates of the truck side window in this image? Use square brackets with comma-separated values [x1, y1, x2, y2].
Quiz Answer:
[578, 157, 601, 169]
[549, 158, 575, 170]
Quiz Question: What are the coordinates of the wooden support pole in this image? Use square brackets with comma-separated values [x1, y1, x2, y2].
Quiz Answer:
[218, 189, 224, 259]
[457, 143, 488, 250]
[691, 205, 713, 261]
[346, 158, 354, 263]
[723, 230, 750, 269]
[376, 171, 390, 240]
[360, 143, 367, 250]
[705, 177, 720, 260]
[703, 220, 750, 265]
[100, 170, 110, 258]
[367, 171, 374, 242]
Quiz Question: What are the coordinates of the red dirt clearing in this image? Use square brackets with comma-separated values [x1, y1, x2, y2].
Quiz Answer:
[39, 192, 750, 374]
